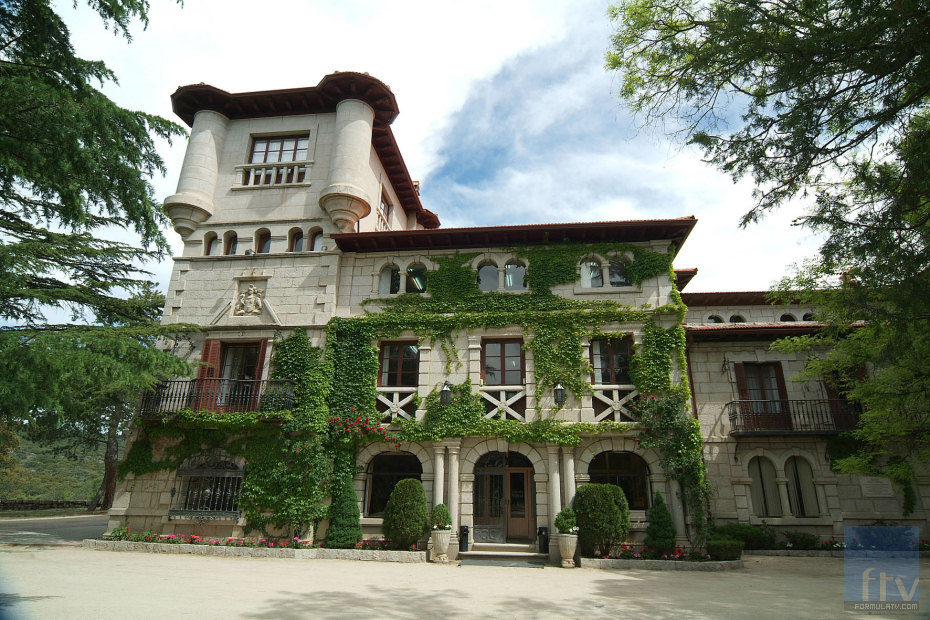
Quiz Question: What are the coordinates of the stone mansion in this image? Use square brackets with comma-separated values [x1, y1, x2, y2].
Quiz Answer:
[107, 72, 929, 561]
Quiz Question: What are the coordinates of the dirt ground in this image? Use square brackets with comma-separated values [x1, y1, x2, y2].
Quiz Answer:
[0, 546, 926, 619]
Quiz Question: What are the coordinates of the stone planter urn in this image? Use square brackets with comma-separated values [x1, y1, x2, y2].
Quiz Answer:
[431, 528, 451, 563]
[558, 533, 578, 568]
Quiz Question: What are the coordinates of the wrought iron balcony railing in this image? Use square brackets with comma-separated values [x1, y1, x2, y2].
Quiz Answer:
[726, 399, 861, 436]
[139, 378, 295, 416]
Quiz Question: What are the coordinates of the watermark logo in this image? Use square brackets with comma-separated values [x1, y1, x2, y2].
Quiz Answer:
[844, 526, 920, 613]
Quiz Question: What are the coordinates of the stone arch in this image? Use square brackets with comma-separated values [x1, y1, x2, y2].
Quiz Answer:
[461, 439, 546, 476]
[356, 441, 434, 477]
[576, 436, 664, 476]
[374, 260, 402, 295]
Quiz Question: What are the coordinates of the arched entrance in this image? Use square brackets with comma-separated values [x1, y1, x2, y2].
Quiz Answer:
[473, 451, 534, 543]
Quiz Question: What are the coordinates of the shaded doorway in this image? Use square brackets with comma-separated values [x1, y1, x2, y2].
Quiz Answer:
[473, 451, 534, 542]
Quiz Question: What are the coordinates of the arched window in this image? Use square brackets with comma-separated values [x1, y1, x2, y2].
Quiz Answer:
[588, 451, 650, 510]
[581, 258, 603, 288]
[169, 456, 243, 517]
[366, 452, 422, 517]
[785, 456, 819, 517]
[504, 261, 526, 290]
[379, 265, 400, 295]
[780, 313, 796, 322]
[477, 263, 498, 292]
[748, 456, 782, 517]
[203, 232, 218, 256]
[802, 312, 814, 321]
[255, 229, 271, 254]
[406, 263, 427, 294]
[729, 314, 746, 323]
[309, 230, 324, 251]
[223, 232, 238, 255]
[288, 228, 304, 252]
[708, 315, 724, 324]
[608, 256, 631, 287]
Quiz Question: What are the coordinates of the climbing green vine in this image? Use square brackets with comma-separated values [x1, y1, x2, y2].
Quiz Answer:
[120, 240, 710, 544]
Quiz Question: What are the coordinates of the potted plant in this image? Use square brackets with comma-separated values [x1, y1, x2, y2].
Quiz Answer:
[555, 506, 579, 567]
[429, 503, 452, 562]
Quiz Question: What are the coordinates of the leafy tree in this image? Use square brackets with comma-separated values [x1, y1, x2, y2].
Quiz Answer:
[0, 1, 191, 504]
[607, 0, 930, 497]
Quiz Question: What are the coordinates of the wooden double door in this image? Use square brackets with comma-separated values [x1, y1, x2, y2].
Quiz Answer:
[473, 452, 534, 542]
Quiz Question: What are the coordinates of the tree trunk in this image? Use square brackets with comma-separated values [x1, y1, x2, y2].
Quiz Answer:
[89, 420, 120, 511]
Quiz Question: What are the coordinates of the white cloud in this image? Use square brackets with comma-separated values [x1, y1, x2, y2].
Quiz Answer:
[54, 0, 823, 297]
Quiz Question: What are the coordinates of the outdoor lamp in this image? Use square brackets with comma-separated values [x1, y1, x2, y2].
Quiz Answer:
[554, 382, 566, 405]
[440, 381, 453, 405]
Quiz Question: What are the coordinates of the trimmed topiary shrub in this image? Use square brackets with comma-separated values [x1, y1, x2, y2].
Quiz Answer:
[644, 491, 677, 555]
[783, 530, 819, 550]
[573, 483, 630, 556]
[706, 537, 744, 560]
[430, 503, 452, 530]
[383, 478, 429, 550]
[712, 522, 778, 550]
[554, 507, 577, 534]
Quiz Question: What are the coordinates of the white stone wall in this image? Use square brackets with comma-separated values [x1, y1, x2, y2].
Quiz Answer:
[685, 303, 815, 325]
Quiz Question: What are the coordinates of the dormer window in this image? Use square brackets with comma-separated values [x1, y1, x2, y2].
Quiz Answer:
[239, 134, 310, 186]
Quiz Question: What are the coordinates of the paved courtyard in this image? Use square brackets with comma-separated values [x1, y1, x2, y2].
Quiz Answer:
[0, 546, 925, 619]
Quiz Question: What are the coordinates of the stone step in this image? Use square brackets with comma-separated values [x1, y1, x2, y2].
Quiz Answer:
[471, 542, 539, 553]
[458, 550, 549, 560]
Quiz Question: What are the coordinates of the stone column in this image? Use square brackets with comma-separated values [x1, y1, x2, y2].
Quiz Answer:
[448, 444, 461, 531]
[164, 109, 228, 237]
[433, 445, 446, 506]
[562, 447, 577, 508]
[320, 99, 375, 232]
[547, 446, 563, 562]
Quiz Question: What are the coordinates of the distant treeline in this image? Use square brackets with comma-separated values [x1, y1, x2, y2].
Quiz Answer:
[0, 435, 108, 500]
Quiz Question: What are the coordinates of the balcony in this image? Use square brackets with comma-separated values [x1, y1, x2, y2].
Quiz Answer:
[139, 378, 295, 416]
[233, 161, 311, 189]
[726, 399, 861, 436]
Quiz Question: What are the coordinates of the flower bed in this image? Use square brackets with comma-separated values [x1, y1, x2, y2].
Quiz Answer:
[610, 544, 712, 561]
[108, 527, 314, 549]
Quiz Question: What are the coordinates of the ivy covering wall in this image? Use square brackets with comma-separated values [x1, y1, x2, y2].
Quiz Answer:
[119, 240, 711, 543]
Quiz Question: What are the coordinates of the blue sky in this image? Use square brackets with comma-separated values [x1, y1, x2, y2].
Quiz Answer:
[58, 0, 823, 295]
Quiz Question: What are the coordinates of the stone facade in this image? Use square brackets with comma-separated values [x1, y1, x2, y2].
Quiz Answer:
[108, 73, 928, 556]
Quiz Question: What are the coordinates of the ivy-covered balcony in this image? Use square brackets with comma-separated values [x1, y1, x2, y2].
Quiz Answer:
[138, 378, 295, 416]
[726, 399, 861, 436]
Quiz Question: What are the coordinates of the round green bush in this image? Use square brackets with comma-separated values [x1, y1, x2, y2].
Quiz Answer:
[573, 483, 630, 556]
[430, 503, 452, 530]
[644, 491, 677, 555]
[382, 478, 429, 549]
[554, 507, 577, 534]
[706, 536, 744, 561]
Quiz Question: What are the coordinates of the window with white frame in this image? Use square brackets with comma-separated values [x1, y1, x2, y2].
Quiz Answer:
[239, 134, 310, 187]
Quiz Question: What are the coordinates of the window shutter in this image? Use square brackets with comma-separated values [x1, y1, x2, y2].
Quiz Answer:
[254, 339, 269, 380]
[197, 340, 222, 380]
[773, 362, 789, 401]
[733, 363, 749, 400]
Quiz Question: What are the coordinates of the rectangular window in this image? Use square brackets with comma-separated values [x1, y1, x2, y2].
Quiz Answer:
[377, 193, 393, 231]
[734, 362, 790, 420]
[379, 342, 419, 387]
[590, 338, 632, 384]
[483, 339, 524, 386]
[241, 134, 310, 186]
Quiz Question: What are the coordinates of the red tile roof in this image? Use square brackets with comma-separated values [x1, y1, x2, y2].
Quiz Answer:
[332, 217, 697, 253]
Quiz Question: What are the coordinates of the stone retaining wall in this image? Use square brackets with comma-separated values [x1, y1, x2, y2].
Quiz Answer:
[0, 500, 89, 511]
[82, 539, 426, 562]
[579, 557, 743, 571]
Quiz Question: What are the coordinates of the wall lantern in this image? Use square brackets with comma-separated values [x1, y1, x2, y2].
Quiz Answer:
[440, 381, 453, 405]
[554, 382, 566, 405]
